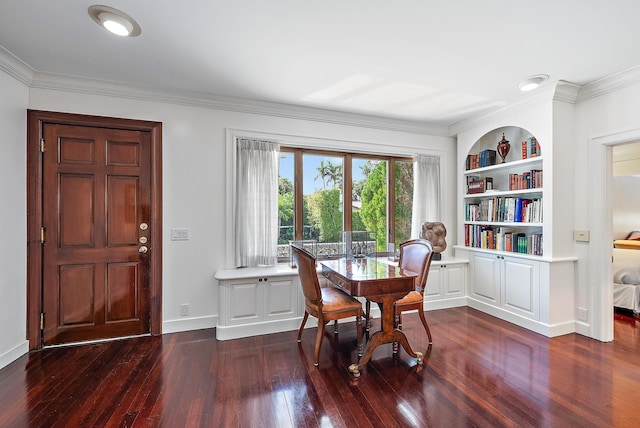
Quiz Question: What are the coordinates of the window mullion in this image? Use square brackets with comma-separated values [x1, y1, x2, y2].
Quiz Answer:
[388, 159, 396, 246]
[294, 149, 303, 240]
[344, 154, 352, 232]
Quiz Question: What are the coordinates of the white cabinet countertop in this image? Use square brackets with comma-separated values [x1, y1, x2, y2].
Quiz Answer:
[214, 264, 298, 280]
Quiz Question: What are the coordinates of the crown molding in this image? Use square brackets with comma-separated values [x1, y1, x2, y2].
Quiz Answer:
[449, 87, 551, 135]
[553, 81, 581, 103]
[0, 46, 35, 85]
[576, 65, 640, 103]
[449, 80, 581, 135]
[28, 71, 449, 137]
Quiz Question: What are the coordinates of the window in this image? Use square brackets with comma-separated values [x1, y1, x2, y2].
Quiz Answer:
[278, 147, 413, 260]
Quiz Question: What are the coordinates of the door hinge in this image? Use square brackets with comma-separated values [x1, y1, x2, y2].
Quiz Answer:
[40, 312, 44, 330]
[40, 227, 46, 244]
[40, 138, 46, 153]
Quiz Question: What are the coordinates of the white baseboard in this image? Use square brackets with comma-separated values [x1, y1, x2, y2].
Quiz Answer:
[213, 314, 375, 341]
[0, 340, 29, 371]
[425, 297, 467, 311]
[574, 320, 591, 337]
[216, 318, 305, 340]
[466, 298, 576, 338]
[162, 315, 217, 334]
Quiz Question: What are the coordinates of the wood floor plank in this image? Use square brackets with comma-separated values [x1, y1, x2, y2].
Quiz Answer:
[1, 307, 639, 427]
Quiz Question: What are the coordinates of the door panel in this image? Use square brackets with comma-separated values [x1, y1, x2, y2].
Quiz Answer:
[42, 123, 151, 345]
[106, 262, 139, 322]
[59, 264, 95, 325]
[59, 174, 94, 246]
[107, 176, 140, 245]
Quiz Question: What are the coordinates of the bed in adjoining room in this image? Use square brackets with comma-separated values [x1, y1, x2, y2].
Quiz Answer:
[613, 237, 640, 314]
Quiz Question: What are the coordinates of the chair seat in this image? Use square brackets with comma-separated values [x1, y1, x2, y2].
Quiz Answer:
[395, 290, 423, 306]
[314, 287, 362, 314]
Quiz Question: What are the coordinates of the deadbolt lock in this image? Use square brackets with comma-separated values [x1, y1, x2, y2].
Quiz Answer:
[140, 223, 149, 231]
[139, 236, 148, 244]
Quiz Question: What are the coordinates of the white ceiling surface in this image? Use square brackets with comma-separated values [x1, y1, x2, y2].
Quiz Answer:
[1, 1, 640, 129]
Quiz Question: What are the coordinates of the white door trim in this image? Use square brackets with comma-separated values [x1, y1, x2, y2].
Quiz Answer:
[590, 128, 640, 341]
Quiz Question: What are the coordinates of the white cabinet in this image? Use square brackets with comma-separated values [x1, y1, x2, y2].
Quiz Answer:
[468, 252, 539, 320]
[468, 251, 501, 305]
[424, 257, 468, 310]
[215, 265, 303, 340]
[457, 247, 575, 337]
[501, 255, 539, 320]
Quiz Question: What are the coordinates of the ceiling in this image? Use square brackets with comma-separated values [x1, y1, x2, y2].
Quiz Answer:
[1, 1, 640, 129]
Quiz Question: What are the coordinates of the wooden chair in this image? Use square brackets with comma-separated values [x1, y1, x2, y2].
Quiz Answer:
[365, 239, 434, 344]
[292, 245, 363, 367]
[394, 239, 434, 344]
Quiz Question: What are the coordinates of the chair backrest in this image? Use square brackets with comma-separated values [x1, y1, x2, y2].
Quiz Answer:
[398, 239, 434, 293]
[291, 245, 322, 306]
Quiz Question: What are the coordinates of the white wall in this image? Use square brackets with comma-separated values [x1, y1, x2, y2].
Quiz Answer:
[0, 71, 29, 369]
[27, 85, 455, 339]
[613, 176, 640, 239]
[573, 74, 640, 340]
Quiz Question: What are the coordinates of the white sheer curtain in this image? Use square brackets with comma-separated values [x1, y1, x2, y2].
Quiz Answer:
[234, 138, 280, 267]
[411, 155, 441, 238]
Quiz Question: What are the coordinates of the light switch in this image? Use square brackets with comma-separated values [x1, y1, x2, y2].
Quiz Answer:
[171, 228, 190, 241]
[573, 230, 590, 242]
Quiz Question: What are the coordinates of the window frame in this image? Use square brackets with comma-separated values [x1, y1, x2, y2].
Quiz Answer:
[226, 128, 447, 269]
[280, 146, 412, 259]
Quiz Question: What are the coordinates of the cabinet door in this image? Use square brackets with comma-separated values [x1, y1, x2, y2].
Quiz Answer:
[223, 278, 264, 326]
[470, 253, 501, 305]
[501, 257, 539, 320]
[444, 264, 466, 297]
[264, 276, 299, 321]
[424, 266, 442, 299]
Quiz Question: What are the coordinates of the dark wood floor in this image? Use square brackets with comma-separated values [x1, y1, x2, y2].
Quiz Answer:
[1, 307, 639, 427]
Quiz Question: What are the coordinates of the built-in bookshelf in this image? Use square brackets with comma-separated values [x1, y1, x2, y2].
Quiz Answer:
[454, 93, 577, 338]
[462, 131, 544, 256]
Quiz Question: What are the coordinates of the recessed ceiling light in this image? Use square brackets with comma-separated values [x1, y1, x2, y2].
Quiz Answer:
[517, 74, 549, 92]
[88, 5, 141, 37]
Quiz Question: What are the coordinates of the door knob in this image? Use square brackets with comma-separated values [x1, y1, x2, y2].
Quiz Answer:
[139, 246, 148, 253]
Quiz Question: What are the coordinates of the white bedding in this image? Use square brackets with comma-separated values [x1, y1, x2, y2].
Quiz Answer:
[613, 248, 640, 313]
[613, 282, 640, 313]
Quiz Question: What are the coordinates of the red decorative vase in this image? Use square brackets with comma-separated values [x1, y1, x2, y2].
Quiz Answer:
[497, 133, 510, 163]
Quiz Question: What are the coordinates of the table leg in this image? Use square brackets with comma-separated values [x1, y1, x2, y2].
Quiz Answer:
[348, 293, 423, 377]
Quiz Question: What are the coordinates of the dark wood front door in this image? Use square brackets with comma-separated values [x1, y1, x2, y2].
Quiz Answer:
[27, 110, 163, 349]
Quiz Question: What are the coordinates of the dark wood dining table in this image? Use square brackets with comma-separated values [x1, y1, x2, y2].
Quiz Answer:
[320, 256, 422, 377]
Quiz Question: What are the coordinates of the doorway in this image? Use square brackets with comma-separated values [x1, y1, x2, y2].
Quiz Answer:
[590, 129, 640, 341]
[27, 110, 162, 350]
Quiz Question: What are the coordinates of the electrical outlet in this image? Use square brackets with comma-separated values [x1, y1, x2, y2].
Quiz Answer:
[180, 303, 189, 317]
[577, 307, 588, 321]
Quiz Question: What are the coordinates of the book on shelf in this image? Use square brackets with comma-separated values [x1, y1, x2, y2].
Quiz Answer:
[529, 137, 539, 158]
[466, 154, 479, 170]
[467, 180, 484, 194]
[521, 141, 527, 159]
[481, 149, 497, 167]
[509, 169, 543, 190]
[465, 149, 497, 170]
[485, 177, 493, 191]
[463, 224, 543, 256]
